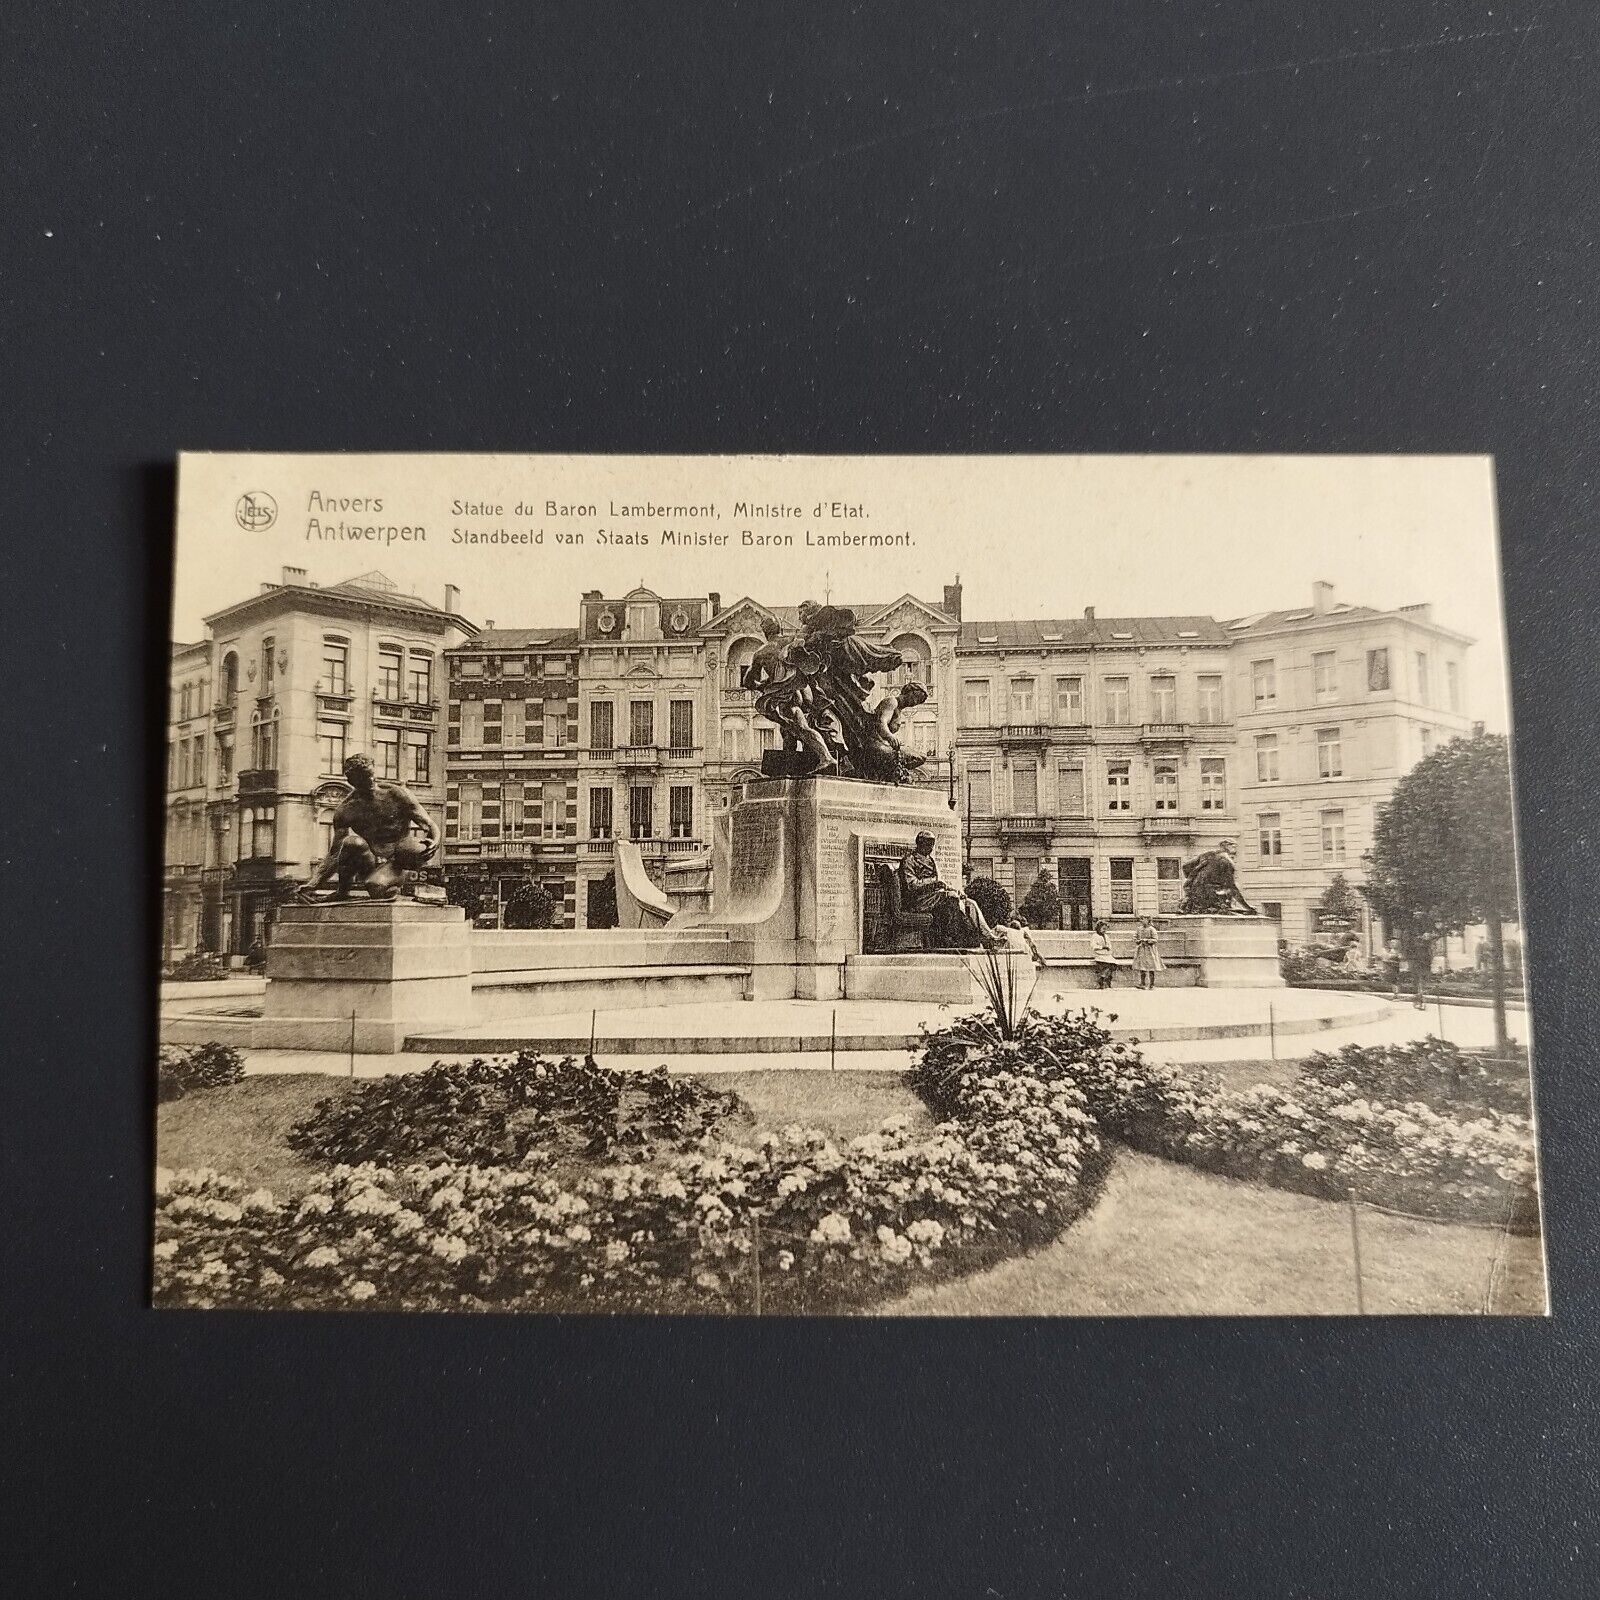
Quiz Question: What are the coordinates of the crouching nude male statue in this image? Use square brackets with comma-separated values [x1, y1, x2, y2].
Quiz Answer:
[897, 831, 1003, 948]
[297, 753, 441, 902]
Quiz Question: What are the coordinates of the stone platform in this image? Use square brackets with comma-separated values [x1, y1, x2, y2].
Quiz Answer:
[405, 986, 1394, 1058]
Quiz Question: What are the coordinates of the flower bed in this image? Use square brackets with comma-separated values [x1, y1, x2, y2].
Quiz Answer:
[155, 1053, 1109, 1313]
[912, 1009, 1538, 1232]
[1298, 1038, 1531, 1117]
[158, 1041, 244, 1104]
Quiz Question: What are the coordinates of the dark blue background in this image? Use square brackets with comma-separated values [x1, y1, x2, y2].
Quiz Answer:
[6, 2, 1597, 1593]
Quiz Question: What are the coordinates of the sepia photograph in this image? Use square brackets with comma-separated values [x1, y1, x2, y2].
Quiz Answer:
[156, 452, 1543, 1315]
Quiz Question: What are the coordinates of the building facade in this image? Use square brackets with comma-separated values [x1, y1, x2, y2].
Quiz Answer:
[196, 568, 474, 955]
[162, 638, 214, 960]
[952, 609, 1237, 927]
[1226, 583, 1473, 948]
[442, 627, 582, 925]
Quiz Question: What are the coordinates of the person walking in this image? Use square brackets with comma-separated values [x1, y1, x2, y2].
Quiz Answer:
[1133, 913, 1164, 991]
[1090, 919, 1118, 989]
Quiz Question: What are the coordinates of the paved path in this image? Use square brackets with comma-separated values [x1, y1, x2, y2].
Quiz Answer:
[879, 1151, 1547, 1317]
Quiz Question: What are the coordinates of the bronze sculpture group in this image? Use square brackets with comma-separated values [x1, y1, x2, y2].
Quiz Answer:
[743, 602, 929, 784]
[297, 754, 440, 902]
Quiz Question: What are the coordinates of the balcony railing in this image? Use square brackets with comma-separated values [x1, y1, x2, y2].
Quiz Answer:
[997, 723, 1051, 745]
[998, 813, 1050, 836]
[585, 837, 615, 855]
[1141, 721, 1188, 742]
[237, 768, 278, 797]
[616, 745, 661, 768]
[213, 701, 236, 727]
[1140, 812, 1196, 836]
[665, 837, 703, 854]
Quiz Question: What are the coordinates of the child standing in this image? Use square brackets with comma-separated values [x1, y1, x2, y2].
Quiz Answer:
[1090, 920, 1118, 989]
[1133, 913, 1164, 991]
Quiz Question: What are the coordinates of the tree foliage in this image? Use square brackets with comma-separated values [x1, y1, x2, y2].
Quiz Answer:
[1314, 871, 1363, 931]
[1019, 870, 1064, 929]
[965, 875, 1013, 928]
[504, 880, 558, 930]
[1364, 734, 1517, 941]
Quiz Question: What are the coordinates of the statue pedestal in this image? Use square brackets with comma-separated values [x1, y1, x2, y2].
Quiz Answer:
[690, 777, 961, 1001]
[260, 900, 473, 1052]
[1181, 915, 1285, 988]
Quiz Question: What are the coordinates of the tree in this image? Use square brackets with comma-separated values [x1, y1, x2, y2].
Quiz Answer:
[1362, 733, 1519, 1051]
[965, 875, 1013, 928]
[444, 874, 487, 923]
[1019, 870, 1064, 930]
[504, 879, 557, 930]
[587, 872, 618, 930]
[1314, 872, 1363, 932]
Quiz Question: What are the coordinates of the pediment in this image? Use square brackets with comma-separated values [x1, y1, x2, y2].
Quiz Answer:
[858, 594, 956, 636]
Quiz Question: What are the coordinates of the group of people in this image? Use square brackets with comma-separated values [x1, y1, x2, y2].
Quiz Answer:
[1089, 915, 1165, 990]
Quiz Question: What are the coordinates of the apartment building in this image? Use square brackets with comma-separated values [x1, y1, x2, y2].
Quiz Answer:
[162, 638, 214, 960]
[1229, 581, 1473, 947]
[442, 627, 581, 925]
[197, 568, 475, 954]
[953, 610, 1237, 927]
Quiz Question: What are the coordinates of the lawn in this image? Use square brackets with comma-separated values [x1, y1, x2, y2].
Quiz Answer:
[157, 1065, 1544, 1317]
[879, 1150, 1546, 1317]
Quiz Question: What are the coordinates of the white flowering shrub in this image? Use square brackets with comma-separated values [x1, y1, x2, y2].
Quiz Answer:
[153, 1060, 1108, 1313]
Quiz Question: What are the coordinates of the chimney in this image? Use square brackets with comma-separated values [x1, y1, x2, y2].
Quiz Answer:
[1312, 579, 1335, 615]
[281, 565, 308, 586]
[444, 583, 460, 613]
[582, 589, 602, 602]
[1084, 604, 1095, 622]
[484, 619, 495, 631]
[943, 579, 963, 620]
[708, 591, 721, 617]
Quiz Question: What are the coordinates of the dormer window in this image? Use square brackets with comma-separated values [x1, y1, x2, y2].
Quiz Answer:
[626, 602, 655, 638]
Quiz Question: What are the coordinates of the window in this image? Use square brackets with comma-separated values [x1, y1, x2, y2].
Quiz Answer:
[1262, 901, 1283, 924]
[483, 700, 503, 744]
[179, 683, 191, 721]
[1321, 807, 1347, 862]
[313, 637, 347, 696]
[260, 637, 276, 692]
[502, 657, 527, 678]
[890, 635, 930, 687]
[590, 700, 614, 752]
[375, 727, 401, 780]
[459, 700, 483, 748]
[1103, 676, 1131, 726]
[408, 653, 433, 703]
[1110, 858, 1134, 915]
[220, 651, 239, 704]
[1367, 647, 1391, 691]
[404, 731, 430, 785]
[966, 763, 993, 817]
[1196, 674, 1224, 724]
[216, 732, 233, 785]
[542, 781, 567, 838]
[1009, 677, 1036, 719]
[250, 713, 277, 770]
[1200, 757, 1227, 811]
[1251, 659, 1277, 706]
[629, 786, 654, 839]
[588, 786, 613, 839]
[626, 602, 654, 638]
[1317, 727, 1343, 779]
[1313, 651, 1338, 702]
[1149, 675, 1177, 722]
[377, 645, 403, 700]
[190, 739, 206, 787]
[670, 785, 694, 838]
[1255, 734, 1279, 783]
[1055, 676, 1084, 723]
[1153, 758, 1179, 811]
[1446, 660, 1461, 711]
[1415, 652, 1431, 705]
[669, 699, 694, 751]
[1258, 813, 1283, 859]
[458, 658, 484, 679]
[963, 679, 992, 725]
[503, 783, 524, 836]
[629, 700, 655, 748]
[458, 783, 481, 841]
[721, 716, 747, 763]
[1011, 759, 1038, 815]
[758, 725, 779, 752]
[503, 699, 525, 744]
[318, 719, 346, 774]
[1055, 759, 1086, 816]
[246, 806, 276, 860]
[1105, 760, 1131, 812]
[1158, 857, 1182, 913]
[545, 656, 568, 677]
[544, 706, 566, 747]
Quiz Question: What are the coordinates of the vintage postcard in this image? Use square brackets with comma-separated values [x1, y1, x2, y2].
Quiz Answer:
[157, 454, 1543, 1315]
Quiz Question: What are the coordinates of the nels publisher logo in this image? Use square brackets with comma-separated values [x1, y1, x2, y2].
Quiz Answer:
[234, 490, 278, 532]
